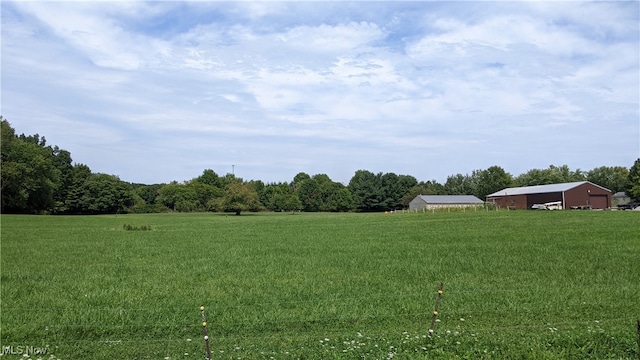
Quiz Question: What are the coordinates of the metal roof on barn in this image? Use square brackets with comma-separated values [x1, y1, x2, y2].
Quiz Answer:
[417, 195, 484, 204]
[486, 181, 610, 198]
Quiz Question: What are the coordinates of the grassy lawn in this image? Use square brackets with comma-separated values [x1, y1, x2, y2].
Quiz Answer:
[1, 210, 639, 359]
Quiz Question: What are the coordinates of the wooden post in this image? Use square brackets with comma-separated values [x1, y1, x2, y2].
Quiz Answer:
[200, 305, 212, 360]
[428, 283, 444, 337]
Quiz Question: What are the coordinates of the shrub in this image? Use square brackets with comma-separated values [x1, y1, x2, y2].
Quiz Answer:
[122, 224, 152, 231]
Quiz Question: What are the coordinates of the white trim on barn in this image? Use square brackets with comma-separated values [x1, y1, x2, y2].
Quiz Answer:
[409, 195, 484, 211]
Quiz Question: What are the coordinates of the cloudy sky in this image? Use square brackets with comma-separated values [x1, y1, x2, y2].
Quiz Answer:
[2, 1, 638, 185]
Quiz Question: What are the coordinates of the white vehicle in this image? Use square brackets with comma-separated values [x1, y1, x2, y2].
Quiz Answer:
[531, 201, 563, 210]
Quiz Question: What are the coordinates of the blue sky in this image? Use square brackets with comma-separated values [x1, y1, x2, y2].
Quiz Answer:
[2, 1, 638, 185]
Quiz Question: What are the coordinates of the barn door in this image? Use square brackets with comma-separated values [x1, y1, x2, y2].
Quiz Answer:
[589, 195, 608, 209]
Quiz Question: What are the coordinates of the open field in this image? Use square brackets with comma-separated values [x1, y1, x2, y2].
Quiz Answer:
[1, 211, 639, 359]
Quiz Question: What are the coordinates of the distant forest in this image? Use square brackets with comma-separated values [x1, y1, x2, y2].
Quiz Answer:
[2, 117, 639, 214]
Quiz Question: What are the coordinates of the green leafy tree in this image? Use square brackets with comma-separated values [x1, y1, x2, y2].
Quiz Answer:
[348, 170, 385, 212]
[189, 182, 223, 210]
[1, 119, 59, 213]
[397, 174, 419, 205]
[586, 166, 629, 193]
[261, 182, 301, 211]
[156, 183, 199, 212]
[476, 166, 513, 199]
[221, 182, 261, 215]
[220, 173, 243, 188]
[297, 176, 322, 212]
[626, 158, 640, 200]
[292, 172, 311, 186]
[380, 172, 401, 210]
[51, 146, 74, 213]
[133, 183, 163, 205]
[294, 174, 351, 212]
[326, 185, 354, 212]
[193, 169, 223, 188]
[71, 173, 134, 214]
[513, 165, 585, 186]
[444, 173, 476, 196]
[313, 174, 336, 212]
[379, 173, 417, 210]
[64, 164, 92, 213]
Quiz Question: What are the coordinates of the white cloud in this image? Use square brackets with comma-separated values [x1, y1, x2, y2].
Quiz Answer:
[2, 1, 637, 184]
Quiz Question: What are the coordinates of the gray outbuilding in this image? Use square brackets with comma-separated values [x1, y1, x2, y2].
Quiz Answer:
[409, 195, 484, 211]
[612, 192, 631, 207]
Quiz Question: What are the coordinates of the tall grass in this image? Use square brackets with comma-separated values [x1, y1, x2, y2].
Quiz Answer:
[1, 211, 639, 359]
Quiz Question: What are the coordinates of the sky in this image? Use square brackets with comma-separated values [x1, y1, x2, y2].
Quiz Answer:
[2, 1, 639, 185]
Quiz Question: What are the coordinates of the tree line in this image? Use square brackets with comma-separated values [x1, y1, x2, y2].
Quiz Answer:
[2, 118, 639, 215]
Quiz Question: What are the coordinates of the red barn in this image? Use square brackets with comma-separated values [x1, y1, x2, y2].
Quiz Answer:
[486, 181, 611, 210]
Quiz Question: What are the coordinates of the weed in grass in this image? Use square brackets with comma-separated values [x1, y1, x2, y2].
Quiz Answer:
[121, 223, 152, 231]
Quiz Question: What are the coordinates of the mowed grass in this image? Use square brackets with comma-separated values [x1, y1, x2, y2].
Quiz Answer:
[1, 210, 639, 359]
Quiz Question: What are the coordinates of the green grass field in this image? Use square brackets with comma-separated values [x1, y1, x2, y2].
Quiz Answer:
[1, 210, 639, 359]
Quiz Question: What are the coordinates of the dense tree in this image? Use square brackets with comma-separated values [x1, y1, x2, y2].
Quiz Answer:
[1, 119, 60, 213]
[476, 166, 513, 199]
[296, 176, 323, 212]
[190, 182, 223, 210]
[312, 174, 335, 212]
[325, 184, 354, 212]
[443, 173, 476, 196]
[513, 165, 585, 186]
[586, 166, 629, 193]
[316, 175, 354, 212]
[69, 173, 134, 214]
[380, 173, 418, 210]
[380, 173, 401, 209]
[347, 171, 416, 211]
[220, 182, 261, 215]
[133, 183, 163, 205]
[261, 182, 301, 211]
[64, 164, 92, 213]
[296, 174, 333, 211]
[220, 173, 243, 188]
[51, 146, 74, 212]
[156, 183, 199, 212]
[627, 158, 640, 200]
[294, 174, 354, 212]
[293, 172, 311, 185]
[397, 175, 419, 199]
[193, 169, 223, 188]
[186, 169, 226, 211]
[291, 172, 311, 194]
[404, 180, 445, 206]
[348, 170, 384, 212]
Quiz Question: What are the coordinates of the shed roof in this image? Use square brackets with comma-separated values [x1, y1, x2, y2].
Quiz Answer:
[486, 181, 610, 198]
[417, 195, 484, 204]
